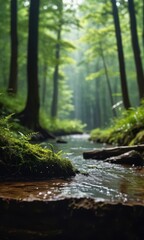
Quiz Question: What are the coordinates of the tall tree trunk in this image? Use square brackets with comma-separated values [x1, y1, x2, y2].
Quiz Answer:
[111, 0, 131, 109]
[94, 78, 101, 128]
[99, 43, 117, 117]
[142, 0, 144, 50]
[128, 0, 144, 100]
[51, 28, 61, 118]
[8, 0, 18, 94]
[42, 62, 47, 107]
[51, 0, 63, 118]
[20, 0, 40, 130]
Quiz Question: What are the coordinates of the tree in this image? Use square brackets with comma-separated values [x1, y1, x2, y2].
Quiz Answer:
[50, 0, 77, 118]
[7, 0, 18, 94]
[51, 13, 62, 118]
[128, 0, 144, 100]
[0, 0, 10, 88]
[142, 0, 144, 52]
[37, 0, 77, 119]
[41, 63, 48, 107]
[111, 0, 131, 109]
[99, 43, 117, 117]
[19, 0, 40, 130]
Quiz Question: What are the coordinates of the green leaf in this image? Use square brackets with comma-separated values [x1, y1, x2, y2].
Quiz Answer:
[86, 69, 105, 80]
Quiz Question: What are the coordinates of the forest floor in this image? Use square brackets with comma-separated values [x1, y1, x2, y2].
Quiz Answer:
[0, 93, 85, 138]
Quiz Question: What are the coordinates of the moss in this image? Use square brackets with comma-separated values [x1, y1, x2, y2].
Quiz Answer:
[90, 103, 144, 146]
[129, 130, 144, 146]
[90, 128, 113, 144]
[0, 116, 76, 180]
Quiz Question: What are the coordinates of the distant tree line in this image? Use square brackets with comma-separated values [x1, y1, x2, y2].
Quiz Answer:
[67, 0, 144, 129]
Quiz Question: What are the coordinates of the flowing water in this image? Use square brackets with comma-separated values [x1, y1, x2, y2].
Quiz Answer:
[0, 134, 144, 204]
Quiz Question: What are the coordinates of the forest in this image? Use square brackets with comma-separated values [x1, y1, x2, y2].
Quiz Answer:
[0, 0, 144, 172]
[0, 0, 143, 131]
[0, 1, 144, 239]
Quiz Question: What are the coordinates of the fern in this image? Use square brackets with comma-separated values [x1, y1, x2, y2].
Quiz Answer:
[18, 131, 38, 142]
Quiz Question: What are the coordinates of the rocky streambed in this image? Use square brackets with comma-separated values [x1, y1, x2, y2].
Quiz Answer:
[0, 197, 144, 240]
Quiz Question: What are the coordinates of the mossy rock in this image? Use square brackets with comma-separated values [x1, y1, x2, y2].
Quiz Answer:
[0, 139, 76, 179]
[0, 117, 76, 180]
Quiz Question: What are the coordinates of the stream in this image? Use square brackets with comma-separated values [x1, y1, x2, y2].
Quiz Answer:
[0, 134, 144, 203]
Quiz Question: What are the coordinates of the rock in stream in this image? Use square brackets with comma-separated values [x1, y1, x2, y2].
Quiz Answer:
[0, 197, 144, 239]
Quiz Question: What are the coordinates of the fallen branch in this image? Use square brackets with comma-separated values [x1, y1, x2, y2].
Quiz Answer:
[104, 150, 144, 166]
[83, 144, 144, 160]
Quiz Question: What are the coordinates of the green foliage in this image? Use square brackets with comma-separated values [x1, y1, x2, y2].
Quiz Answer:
[0, 92, 25, 114]
[0, 0, 143, 131]
[58, 80, 74, 118]
[86, 69, 105, 81]
[0, 92, 85, 135]
[0, 115, 76, 179]
[90, 127, 113, 143]
[90, 101, 144, 146]
[40, 111, 86, 135]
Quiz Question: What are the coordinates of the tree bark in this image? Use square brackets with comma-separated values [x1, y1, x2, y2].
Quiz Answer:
[51, 0, 63, 118]
[111, 0, 131, 109]
[83, 144, 144, 160]
[42, 62, 48, 107]
[8, 0, 18, 94]
[94, 78, 101, 128]
[51, 28, 61, 118]
[19, 0, 40, 130]
[104, 150, 143, 166]
[128, 0, 144, 100]
[142, 0, 144, 51]
[99, 43, 117, 117]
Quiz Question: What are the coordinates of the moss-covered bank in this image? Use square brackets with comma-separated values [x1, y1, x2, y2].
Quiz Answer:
[0, 116, 76, 180]
[90, 104, 144, 146]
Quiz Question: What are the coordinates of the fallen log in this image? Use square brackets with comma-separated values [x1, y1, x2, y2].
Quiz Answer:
[104, 150, 144, 166]
[83, 144, 144, 160]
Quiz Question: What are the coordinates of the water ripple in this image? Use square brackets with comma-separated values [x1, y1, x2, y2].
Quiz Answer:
[0, 135, 144, 203]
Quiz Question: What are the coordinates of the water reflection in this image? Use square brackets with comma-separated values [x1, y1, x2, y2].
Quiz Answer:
[0, 179, 71, 201]
[0, 134, 144, 203]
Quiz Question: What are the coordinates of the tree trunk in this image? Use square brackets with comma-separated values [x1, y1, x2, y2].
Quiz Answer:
[8, 0, 18, 94]
[51, 0, 63, 118]
[111, 0, 131, 109]
[20, 0, 40, 130]
[83, 144, 144, 160]
[51, 27, 61, 118]
[100, 43, 117, 117]
[128, 0, 144, 100]
[94, 78, 101, 128]
[142, 0, 144, 50]
[42, 62, 48, 107]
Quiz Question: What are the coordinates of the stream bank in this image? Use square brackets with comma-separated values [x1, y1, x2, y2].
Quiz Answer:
[0, 135, 144, 239]
[0, 197, 144, 240]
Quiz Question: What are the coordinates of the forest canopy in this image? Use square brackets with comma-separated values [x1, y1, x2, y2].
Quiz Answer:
[0, 0, 143, 131]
